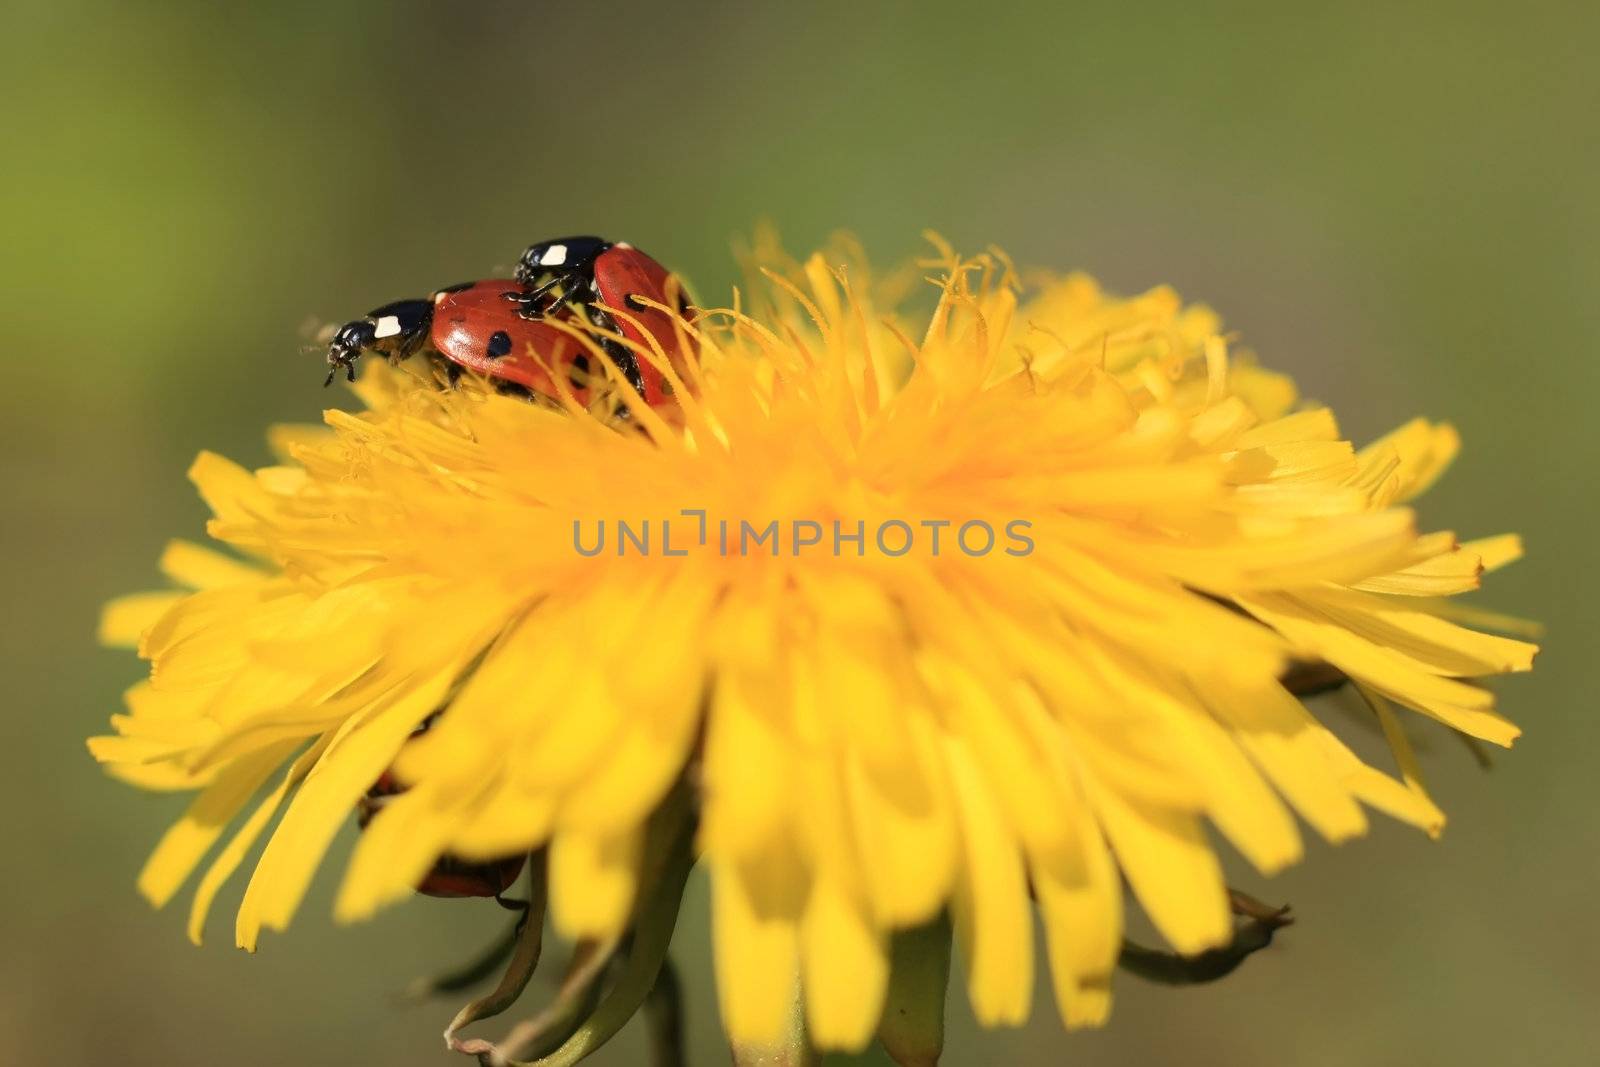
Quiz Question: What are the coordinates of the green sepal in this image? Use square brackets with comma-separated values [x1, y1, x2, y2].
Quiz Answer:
[876, 912, 953, 1067]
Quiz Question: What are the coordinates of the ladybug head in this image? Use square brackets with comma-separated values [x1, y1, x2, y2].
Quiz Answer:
[324, 320, 375, 386]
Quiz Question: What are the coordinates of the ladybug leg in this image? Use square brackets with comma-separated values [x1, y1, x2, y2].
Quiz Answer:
[416, 350, 464, 389]
[508, 272, 586, 318]
[583, 303, 645, 394]
[494, 889, 529, 913]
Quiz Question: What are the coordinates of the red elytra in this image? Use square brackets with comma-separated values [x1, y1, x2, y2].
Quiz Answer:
[430, 280, 590, 398]
[590, 245, 691, 406]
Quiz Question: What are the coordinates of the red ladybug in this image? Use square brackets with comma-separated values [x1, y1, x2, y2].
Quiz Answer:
[323, 237, 690, 406]
[514, 236, 692, 406]
[323, 281, 592, 400]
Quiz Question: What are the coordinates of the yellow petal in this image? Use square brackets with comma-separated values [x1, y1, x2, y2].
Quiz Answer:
[447, 783, 554, 861]
[1360, 685, 1445, 841]
[1236, 408, 1340, 448]
[1241, 592, 1523, 746]
[1085, 649, 1301, 875]
[1301, 587, 1538, 677]
[845, 716, 958, 928]
[943, 736, 1033, 1026]
[1359, 418, 1460, 503]
[158, 539, 262, 589]
[99, 592, 183, 648]
[187, 451, 278, 529]
[105, 757, 220, 793]
[1352, 544, 1484, 596]
[188, 735, 330, 944]
[235, 669, 452, 949]
[336, 781, 469, 923]
[801, 879, 888, 1050]
[1311, 726, 1445, 835]
[1209, 683, 1367, 844]
[1463, 533, 1523, 573]
[1090, 783, 1230, 955]
[700, 672, 793, 859]
[136, 739, 299, 909]
[548, 824, 642, 940]
[712, 861, 802, 1048]
[1032, 800, 1120, 1029]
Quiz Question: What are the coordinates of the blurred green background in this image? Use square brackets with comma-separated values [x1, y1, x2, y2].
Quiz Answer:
[3, 1, 1592, 1064]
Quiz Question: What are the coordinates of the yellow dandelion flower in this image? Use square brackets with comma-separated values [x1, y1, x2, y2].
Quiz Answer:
[91, 234, 1536, 1065]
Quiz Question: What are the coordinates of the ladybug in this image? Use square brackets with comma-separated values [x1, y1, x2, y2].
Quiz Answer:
[323, 237, 690, 406]
[513, 236, 692, 406]
[357, 721, 526, 901]
[323, 280, 593, 399]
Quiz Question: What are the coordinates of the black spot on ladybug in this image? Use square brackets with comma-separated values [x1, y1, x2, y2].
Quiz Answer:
[436, 281, 475, 295]
[486, 331, 513, 358]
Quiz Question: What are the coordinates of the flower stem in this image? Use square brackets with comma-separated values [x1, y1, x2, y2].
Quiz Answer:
[644, 956, 686, 1067]
[443, 854, 549, 1052]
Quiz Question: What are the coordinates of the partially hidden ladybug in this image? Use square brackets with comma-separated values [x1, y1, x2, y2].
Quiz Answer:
[323, 236, 690, 407]
[357, 718, 526, 901]
[513, 236, 692, 406]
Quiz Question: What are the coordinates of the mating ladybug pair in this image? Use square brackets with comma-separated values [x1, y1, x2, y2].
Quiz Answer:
[325, 236, 688, 407]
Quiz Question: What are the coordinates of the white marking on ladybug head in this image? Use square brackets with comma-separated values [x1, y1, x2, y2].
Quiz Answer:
[373, 315, 403, 339]
[540, 244, 568, 266]
[615, 241, 633, 250]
